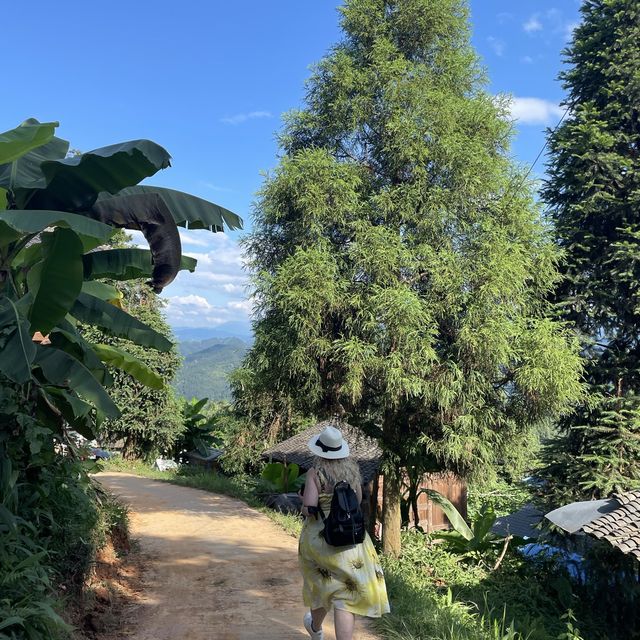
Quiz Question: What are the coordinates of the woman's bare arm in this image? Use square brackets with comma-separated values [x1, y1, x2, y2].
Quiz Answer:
[301, 467, 319, 518]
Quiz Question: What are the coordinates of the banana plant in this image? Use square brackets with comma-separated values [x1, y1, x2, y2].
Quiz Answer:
[261, 462, 307, 493]
[0, 118, 242, 438]
[423, 489, 504, 555]
[175, 398, 224, 457]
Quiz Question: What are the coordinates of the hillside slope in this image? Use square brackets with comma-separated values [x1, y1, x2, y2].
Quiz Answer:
[173, 337, 248, 401]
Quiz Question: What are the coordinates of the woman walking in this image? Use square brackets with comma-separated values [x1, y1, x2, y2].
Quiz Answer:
[299, 425, 390, 640]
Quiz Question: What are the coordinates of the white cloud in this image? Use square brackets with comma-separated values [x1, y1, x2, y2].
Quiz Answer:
[168, 294, 213, 311]
[524, 9, 578, 41]
[166, 232, 252, 317]
[521, 56, 534, 64]
[129, 230, 252, 329]
[228, 299, 253, 313]
[523, 14, 543, 32]
[220, 110, 272, 125]
[223, 283, 245, 293]
[192, 271, 247, 284]
[164, 295, 253, 328]
[510, 97, 564, 125]
[179, 231, 211, 247]
[487, 36, 505, 57]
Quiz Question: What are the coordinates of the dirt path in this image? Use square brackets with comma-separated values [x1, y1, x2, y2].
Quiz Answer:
[96, 473, 381, 640]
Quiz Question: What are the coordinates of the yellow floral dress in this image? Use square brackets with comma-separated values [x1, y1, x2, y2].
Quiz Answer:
[298, 479, 390, 617]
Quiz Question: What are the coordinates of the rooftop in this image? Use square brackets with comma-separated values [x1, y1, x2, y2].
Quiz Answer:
[492, 503, 544, 539]
[261, 420, 382, 483]
[582, 490, 640, 561]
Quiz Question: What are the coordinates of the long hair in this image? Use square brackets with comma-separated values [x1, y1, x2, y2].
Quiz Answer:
[313, 456, 362, 490]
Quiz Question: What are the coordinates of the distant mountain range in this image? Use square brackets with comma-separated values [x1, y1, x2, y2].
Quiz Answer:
[172, 335, 250, 402]
[173, 322, 253, 343]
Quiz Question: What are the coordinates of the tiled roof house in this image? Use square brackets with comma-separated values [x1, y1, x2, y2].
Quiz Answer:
[582, 490, 640, 561]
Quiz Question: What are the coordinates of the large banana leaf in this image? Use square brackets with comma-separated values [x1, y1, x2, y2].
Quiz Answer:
[42, 387, 94, 438]
[92, 343, 163, 389]
[0, 220, 20, 248]
[0, 130, 69, 197]
[26, 139, 171, 211]
[472, 506, 497, 544]
[422, 489, 473, 540]
[90, 190, 181, 292]
[83, 248, 197, 281]
[93, 185, 243, 231]
[34, 345, 119, 418]
[70, 292, 172, 351]
[0, 119, 57, 165]
[0, 298, 36, 383]
[0, 210, 112, 243]
[81, 281, 123, 306]
[49, 321, 113, 387]
[26, 228, 84, 334]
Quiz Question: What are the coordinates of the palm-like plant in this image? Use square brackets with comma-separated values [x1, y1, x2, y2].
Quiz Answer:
[424, 489, 504, 558]
[0, 118, 242, 437]
[175, 398, 224, 457]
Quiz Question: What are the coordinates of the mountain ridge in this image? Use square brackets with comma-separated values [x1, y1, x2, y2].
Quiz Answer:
[172, 335, 249, 401]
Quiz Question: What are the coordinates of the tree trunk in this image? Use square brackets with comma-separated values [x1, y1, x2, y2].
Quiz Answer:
[382, 465, 402, 557]
[381, 413, 402, 556]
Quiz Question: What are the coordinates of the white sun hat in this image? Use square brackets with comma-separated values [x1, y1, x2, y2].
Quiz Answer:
[307, 425, 350, 459]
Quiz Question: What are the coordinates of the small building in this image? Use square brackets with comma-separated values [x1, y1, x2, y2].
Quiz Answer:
[262, 420, 467, 535]
[545, 489, 640, 562]
[580, 490, 640, 561]
[185, 447, 224, 471]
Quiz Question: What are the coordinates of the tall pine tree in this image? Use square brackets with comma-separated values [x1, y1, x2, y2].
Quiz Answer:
[242, 0, 583, 554]
[543, 0, 640, 500]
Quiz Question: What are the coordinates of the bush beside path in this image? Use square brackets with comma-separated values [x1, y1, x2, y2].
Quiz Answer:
[95, 473, 380, 640]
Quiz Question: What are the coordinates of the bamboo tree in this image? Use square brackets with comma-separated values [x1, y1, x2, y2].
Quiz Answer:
[241, 0, 583, 555]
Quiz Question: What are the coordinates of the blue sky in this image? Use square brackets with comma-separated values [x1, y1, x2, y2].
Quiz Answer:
[5, 0, 581, 335]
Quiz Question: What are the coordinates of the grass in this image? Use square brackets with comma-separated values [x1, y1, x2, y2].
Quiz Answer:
[372, 531, 594, 640]
[97, 457, 303, 537]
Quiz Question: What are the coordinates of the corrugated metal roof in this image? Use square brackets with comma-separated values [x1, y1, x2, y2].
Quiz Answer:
[492, 503, 544, 539]
[582, 490, 640, 561]
[261, 420, 382, 483]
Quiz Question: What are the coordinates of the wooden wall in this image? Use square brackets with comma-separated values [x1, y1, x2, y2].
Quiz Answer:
[367, 471, 467, 536]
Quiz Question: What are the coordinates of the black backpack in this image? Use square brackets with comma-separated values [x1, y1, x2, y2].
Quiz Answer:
[318, 481, 365, 547]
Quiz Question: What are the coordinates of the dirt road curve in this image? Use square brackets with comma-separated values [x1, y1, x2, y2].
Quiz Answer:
[96, 473, 380, 640]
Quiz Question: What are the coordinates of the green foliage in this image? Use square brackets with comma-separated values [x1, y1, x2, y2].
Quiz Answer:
[83, 280, 184, 460]
[375, 531, 607, 640]
[467, 476, 533, 522]
[173, 397, 223, 457]
[238, 0, 583, 552]
[260, 462, 306, 493]
[0, 118, 57, 165]
[0, 382, 122, 639]
[557, 611, 584, 640]
[225, 366, 314, 475]
[0, 119, 233, 437]
[173, 337, 249, 402]
[542, 0, 640, 498]
[425, 490, 510, 560]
